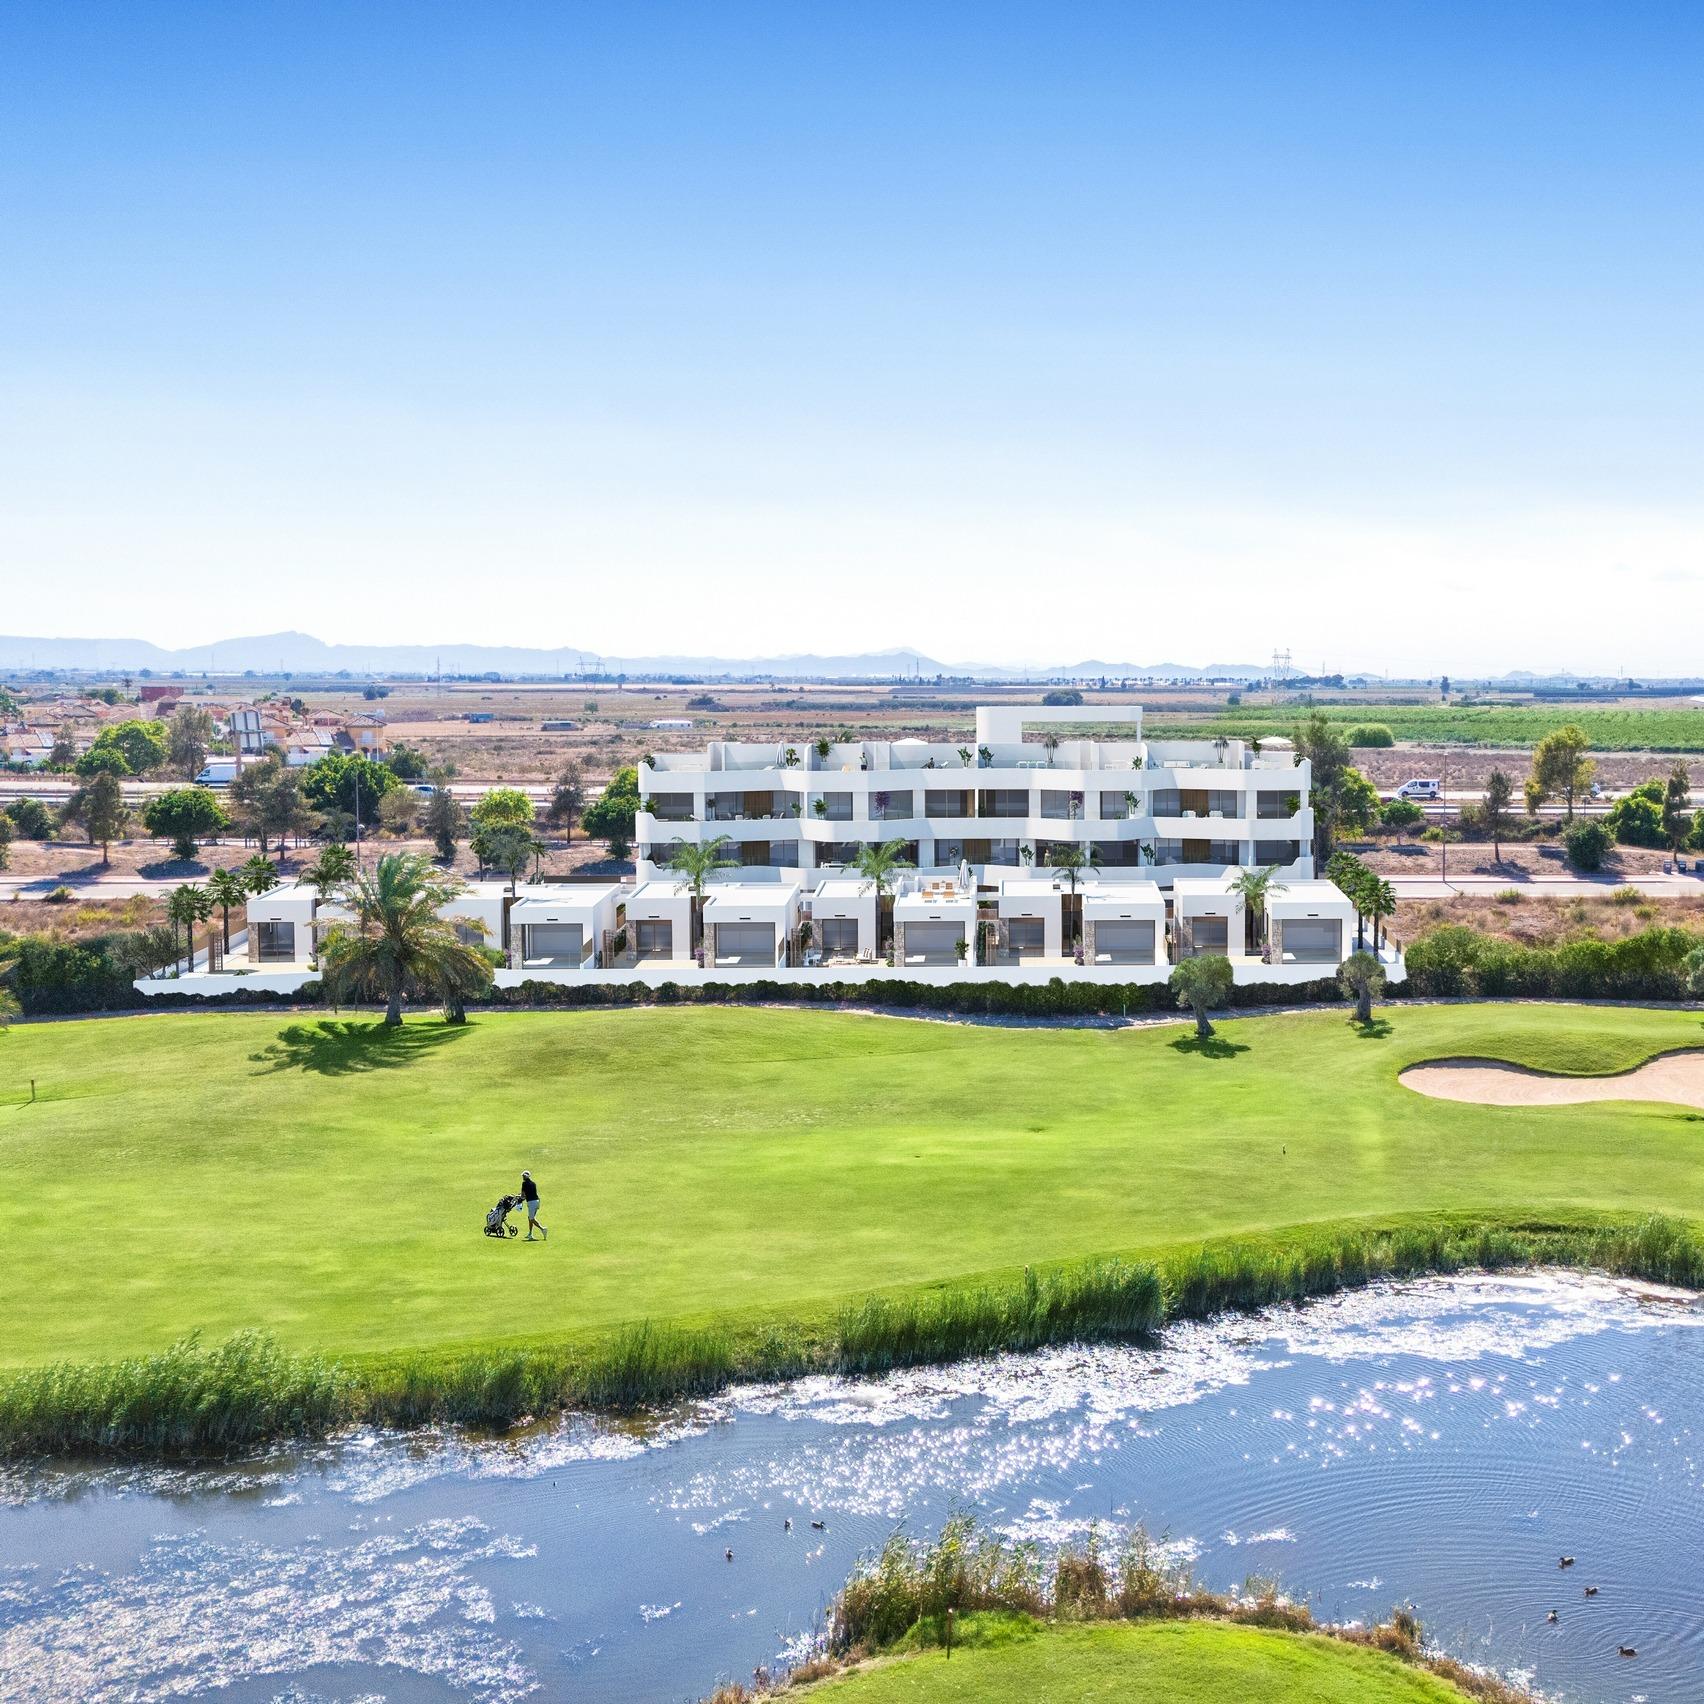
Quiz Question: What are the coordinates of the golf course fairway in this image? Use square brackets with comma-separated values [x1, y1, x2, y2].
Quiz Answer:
[2, 1001, 1702, 1373]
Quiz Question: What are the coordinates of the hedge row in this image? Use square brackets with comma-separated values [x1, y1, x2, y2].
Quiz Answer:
[13, 921, 1704, 1017]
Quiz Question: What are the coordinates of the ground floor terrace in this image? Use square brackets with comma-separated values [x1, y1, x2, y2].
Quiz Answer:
[140, 868, 1382, 1000]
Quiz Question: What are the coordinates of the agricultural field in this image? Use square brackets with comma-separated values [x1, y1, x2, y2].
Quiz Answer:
[1139, 702, 1704, 752]
[2, 1002, 1701, 1375]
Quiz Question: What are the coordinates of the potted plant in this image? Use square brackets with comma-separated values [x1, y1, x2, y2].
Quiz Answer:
[783, 746, 800, 766]
[640, 752, 656, 768]
[977, 745, 992, 767]
[1019, 843, 1034, 865]
[815, 736, 831, 760]
[1042, 732, 1060, 766]
[1123, 790, 1141, 816]
[957, 746, 973, 768]
[813, 798, 829, 817]
[788, 800, 802, 816]
[954, 937, 969, 963]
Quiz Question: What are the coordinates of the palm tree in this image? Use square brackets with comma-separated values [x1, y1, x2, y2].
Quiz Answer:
[1364, 878, 1397, 953]
[167, 883, 210, 973]
[1229, 864, 1287, 954]
[315, 852, 494, 1026]
[1046, 842, 1099, 949]
[851, 838, 916, 955]
[242, 854, 279, 895]
[205, 867, 249, 951]
[303, 843, 358, 891]
[1338, 950, 1386, 1024]
[668, 834, 738, 958]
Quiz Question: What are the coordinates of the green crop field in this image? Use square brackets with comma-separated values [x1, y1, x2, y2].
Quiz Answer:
[1142, 703, 1704, 750]
[1, 1002, 1702, 1375]
[804, 1617, 1480, 1702]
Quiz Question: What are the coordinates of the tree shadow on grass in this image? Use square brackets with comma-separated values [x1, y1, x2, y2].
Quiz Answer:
[1169, 1032, 1251, 1061]
[1351, 1017, 1395, 1040]
[248, 1018, 470, 1077]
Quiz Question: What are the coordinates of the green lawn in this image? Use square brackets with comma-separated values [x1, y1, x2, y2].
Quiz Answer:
[1, 1002, 1701, 1371]
[803, 1617, 1478, 1702]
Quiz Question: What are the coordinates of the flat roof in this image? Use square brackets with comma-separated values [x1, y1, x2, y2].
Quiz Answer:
[509, 883, 621, 920]
[1170, 875, 1239, 898]
[812, 877, 877, 901]
[703, 881, 800, 914]
[1266, 879, 1357, 914]
[1081, 879, 1166, 913]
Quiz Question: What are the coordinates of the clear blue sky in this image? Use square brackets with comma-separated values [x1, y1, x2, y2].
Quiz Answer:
[2, 2, 1700, 673]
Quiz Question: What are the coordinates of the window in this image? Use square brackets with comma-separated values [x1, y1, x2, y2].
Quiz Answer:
[1008, 917, 1046, 958]
[1100, 790, 1138, 819]
[1092, 840, 1143, 866]
[816, 791, 854, 821]
[925, 789, 973, 817]
[1255, 840, 1301, 864]
[978, 789, 1029, 818]
[634, 920, 673, 957]
[818, 917, 859, 954]
[870, 789, 913, 820]
[454, 923, 485, 946]
[1256, 791, 1297, 820]
[256, 920, 296, 961]
[648, 793, 694, 821]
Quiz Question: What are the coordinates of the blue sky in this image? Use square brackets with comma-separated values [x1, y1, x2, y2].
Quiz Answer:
[2, 2, 1700, 673]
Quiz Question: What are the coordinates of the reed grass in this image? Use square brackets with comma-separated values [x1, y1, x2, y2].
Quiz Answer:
[3, 1214, 1699, 1459]
[798, 1515, 1540, 1704]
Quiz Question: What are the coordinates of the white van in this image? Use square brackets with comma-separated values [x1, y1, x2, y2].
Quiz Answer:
[1395, 778, 1441, 801]
[195, 759, 239, 787]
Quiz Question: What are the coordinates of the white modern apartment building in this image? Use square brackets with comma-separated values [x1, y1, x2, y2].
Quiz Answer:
[636, 703, 1314, 891]
[139, 705, 1400, 1000]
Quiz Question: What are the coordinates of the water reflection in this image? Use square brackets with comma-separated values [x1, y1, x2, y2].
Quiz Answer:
[1, 1272, 1699, 1703]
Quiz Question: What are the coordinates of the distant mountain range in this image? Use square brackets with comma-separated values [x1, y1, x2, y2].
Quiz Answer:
[0, 630, 1274, 681]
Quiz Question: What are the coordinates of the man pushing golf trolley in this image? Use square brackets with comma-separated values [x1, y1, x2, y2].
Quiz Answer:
[484, 1170, 548, 1241]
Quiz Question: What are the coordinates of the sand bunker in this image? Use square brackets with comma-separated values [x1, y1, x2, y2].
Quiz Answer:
[1400, 1051, 1704, 1110]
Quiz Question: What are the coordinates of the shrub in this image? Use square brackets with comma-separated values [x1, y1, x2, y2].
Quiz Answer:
[1604, 779, 1666, 848]
[1379, 798, 1424, 833]
[1562, 818, 1612, 871]
[1609, 884, 1642, 905]
[1404, 920, 1701, 1000]
[1493, 888, 1522, 904]
[1346, 723, 1394, 747]
[5, 798, 55, 839]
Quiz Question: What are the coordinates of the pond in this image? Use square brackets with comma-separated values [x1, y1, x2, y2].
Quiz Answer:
[2, 1272, 1700, 1703]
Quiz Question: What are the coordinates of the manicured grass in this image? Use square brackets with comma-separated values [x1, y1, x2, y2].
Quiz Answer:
[800, 1617, 1479, 1702]
[1, 1003, 1702, 1378]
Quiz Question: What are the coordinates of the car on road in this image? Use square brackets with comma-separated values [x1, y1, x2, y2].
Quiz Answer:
[1395, 778, 1441, 801]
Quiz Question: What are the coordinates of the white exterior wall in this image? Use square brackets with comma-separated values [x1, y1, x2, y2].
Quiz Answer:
[636, 705, 1313, 895]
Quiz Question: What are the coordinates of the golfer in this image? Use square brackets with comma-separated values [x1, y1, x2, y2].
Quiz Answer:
[520, 1170, 547, 1241]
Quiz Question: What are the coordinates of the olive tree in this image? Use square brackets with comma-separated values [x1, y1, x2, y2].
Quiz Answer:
[1169, 953, 1234, 1040]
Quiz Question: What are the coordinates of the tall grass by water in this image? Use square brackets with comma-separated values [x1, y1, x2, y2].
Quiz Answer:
[754, 1514, 1540, 1704]
[3, 1215, 1701, 1458]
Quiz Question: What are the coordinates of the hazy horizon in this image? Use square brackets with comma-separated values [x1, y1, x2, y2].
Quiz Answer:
[3, 3, 1700, 674]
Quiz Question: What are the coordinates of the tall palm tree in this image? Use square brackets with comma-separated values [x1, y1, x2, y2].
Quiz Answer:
[242, 854, 279, 895]
[303, 843, 358, 891]
[1364, 878, 1397, 954]
[205, 867, 249, 951]
[851, 838, 916, 954]
[1046, 842, 1099, 949]
[316, 853, 494, 1026]
[1229, 864, 1287, 954]
[167, 883, 211, 973]
[668, 834, 739, 957]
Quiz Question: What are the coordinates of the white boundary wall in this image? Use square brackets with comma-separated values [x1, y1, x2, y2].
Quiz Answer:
[136, 950, 1404, 1000]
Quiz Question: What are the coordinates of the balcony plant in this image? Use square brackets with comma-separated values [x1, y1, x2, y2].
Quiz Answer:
[782, 746, 799, 766]
[977, 745, 992, 767]
[815, 737, 831, 760]
[788, 801, 802, 817]
[813, 798, 828, 817]
[957, 747, 973, 768]
[1042, 732, 1060, 766]
[954, 937, 969, 963]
